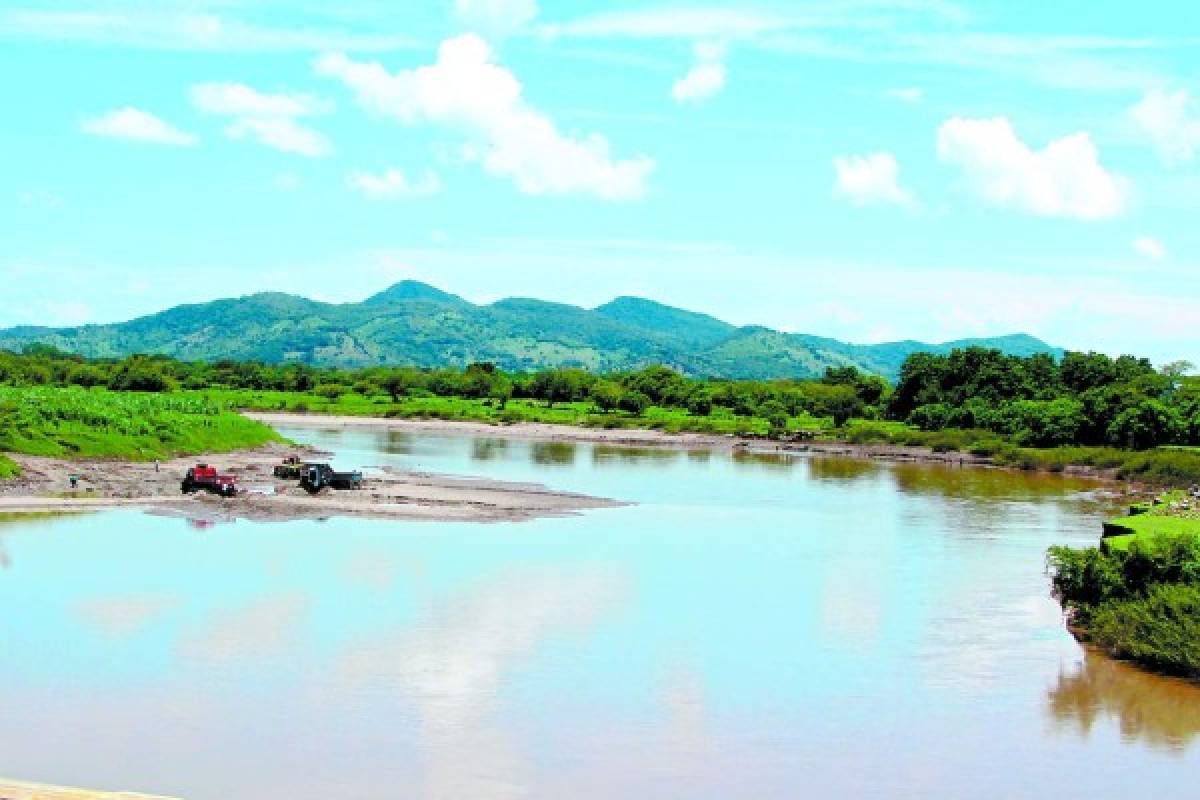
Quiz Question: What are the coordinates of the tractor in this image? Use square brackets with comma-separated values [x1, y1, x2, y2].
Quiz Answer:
[181, 464, 239, 497]
[299, 463, 364, 494]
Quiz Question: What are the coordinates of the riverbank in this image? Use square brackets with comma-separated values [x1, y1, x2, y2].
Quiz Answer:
[245, 411, 1138, 483]
[1049, 491, 1200, 680]
[0, 441, 621, 524]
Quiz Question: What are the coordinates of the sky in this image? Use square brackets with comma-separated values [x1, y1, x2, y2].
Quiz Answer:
[1, 0, 1198, 364]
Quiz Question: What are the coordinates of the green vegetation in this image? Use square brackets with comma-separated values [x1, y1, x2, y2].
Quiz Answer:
[0, 454, 19, 479]
[0, 280, 1059, 379]
[0, 386, 281, 466]
[2, 343, 1198, 484]
[1049, 492, 1200, 678]
[1103, 490, 1200, 552]
[192, 389, 834, 437]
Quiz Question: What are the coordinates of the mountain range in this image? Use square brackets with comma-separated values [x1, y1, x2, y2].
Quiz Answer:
[0, 281, 1061, 380]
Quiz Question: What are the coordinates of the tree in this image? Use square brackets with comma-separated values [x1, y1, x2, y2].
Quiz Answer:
[1107, 400, 1186, 449]
[380, 371, 412, 402]
[618, 390, 650, 416]
[107, 356, 174, 392]
[591, 380, 622, 413]
[685, 388, 714, 416]
[531, 369, 585, 406]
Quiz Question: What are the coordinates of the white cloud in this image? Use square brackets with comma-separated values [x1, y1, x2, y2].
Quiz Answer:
[316, 35, 654, 199]
[349, 168, 442, 199]
[224, 117, 331, 157]
[542, 8, 785, 40]
[936, 117, 1126, 220]
[191, 82, 332, 157]
[1130, 88, 1200, 166]
[541, 3, 966, 40]
[887, 86, 923, 103]
[81, 107, 197, 146]
[832, 152, 913, 207]
[0, 9, 417, 52]
[671, 41, 727, 104]
[191, 82, 331, 117]
[1133, 236, 1167, 261]
[454, 0, 538, 34]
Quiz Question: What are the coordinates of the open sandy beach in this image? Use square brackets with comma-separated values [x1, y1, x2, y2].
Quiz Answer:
[0, 440, 622, 524]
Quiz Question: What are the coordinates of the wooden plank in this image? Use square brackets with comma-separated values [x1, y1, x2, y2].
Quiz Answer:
[0, 779, 180, 800]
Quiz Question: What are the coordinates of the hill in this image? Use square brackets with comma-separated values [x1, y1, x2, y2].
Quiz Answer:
[0, 281, 1061, 380]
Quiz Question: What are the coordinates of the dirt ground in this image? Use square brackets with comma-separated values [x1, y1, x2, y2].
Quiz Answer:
[0, 441, 623, 524]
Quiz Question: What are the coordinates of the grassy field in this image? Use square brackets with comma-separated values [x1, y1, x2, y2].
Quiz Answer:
[189, 388, 834, 437]
[0, 387, 282, 475]
[1103, 490, 1200, 552]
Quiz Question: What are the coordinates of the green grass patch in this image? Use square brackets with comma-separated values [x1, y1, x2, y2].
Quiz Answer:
[0, 386, 283, 462]
[0, 453, 19, 479]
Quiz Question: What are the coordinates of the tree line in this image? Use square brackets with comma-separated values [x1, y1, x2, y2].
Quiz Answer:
[2, 343, 1196, 449]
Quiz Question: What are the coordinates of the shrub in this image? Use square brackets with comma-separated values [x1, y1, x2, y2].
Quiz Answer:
[1088, 584, 1200, 677]
[618, 390, 650, 416]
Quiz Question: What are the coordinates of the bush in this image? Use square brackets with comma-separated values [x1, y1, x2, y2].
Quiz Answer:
[1088, 584, 1200, 677]
[618, 390, 650, 416]
[313, 383, 349, 400]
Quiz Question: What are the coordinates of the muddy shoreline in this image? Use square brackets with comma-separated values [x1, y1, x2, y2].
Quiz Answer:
[0, 441, 623, 524]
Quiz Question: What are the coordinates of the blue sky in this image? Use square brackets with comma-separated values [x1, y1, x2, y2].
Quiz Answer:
[1, 0, 1197, 364]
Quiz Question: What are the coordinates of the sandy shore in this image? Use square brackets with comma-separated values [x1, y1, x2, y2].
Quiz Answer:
[0, 441, 622, 524]
[0, 779, 178, 800]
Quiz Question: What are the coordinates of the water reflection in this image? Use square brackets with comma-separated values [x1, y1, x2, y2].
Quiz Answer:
[471, 438, 510, 462]
[339, 567, 627, 798]
[729, 449, 798, 471]
[891, 463, 1097, 501]
[377, 430, 417, 456]
[530, 441, 577, 467]
[1048, 650, 1200, 753]
[591, 445, 682, 466]
[805, 455, 882, 485]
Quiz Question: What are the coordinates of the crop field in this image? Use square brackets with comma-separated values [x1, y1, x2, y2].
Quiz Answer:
[0, 387, 282, 467]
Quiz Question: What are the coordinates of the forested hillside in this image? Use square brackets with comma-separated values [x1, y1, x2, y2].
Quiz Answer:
[0, 281, 1060, 380]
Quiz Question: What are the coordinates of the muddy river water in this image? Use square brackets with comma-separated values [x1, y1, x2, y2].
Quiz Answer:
[2, 425, 1198, 798]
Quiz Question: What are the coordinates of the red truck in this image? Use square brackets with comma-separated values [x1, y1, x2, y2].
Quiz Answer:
[181, 464, 239, 497]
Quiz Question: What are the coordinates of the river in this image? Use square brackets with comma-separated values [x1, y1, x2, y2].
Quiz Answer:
[1, 424, 1198, 798]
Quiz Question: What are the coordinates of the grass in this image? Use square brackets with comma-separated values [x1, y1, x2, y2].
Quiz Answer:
[0, 386, 283, 466]
[0, 453, 19, 479]
[1103, 490, 1200, 552]
[844, 419, 1200, 485]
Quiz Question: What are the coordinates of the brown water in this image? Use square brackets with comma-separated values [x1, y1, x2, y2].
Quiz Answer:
[1, 428, 1198, 799]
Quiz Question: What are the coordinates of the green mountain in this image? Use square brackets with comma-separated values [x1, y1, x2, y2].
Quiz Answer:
[0, 281, 1062, 380]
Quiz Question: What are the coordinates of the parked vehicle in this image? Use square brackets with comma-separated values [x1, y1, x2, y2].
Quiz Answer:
[273, 456, 303, 480]
[300, 463, 364, 493]
[181, 464, 238, 497]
